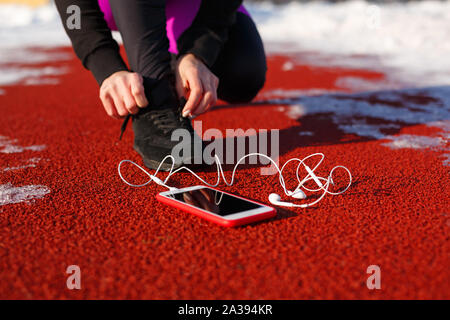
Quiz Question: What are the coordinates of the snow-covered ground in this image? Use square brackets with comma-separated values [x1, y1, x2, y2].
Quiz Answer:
[270, 86, 450, 160]
[0, 2, 70, 87]
[0, 183, 50, 206]
[250, 0, 449, 163]
[249, 0, 450, 86]
[0, 135, 49, 206]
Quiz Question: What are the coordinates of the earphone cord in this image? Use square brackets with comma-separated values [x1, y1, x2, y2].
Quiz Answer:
[117, 152, 352, 208]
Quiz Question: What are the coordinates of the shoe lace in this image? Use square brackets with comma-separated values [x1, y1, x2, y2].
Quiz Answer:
[119, 108, 188, 140]
[147, 109, 181, 133]
[119, 115, 131, 140]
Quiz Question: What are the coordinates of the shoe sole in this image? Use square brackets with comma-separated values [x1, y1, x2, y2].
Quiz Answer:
[133, 145, 181, 171]
[134, 145, 204, 172]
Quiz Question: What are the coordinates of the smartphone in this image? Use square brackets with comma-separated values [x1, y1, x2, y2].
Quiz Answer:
[157, 186, 276, 227]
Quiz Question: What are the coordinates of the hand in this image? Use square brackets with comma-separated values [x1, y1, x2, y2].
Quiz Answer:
[175, 54, 219, 117]
[99, 71, 149, 118]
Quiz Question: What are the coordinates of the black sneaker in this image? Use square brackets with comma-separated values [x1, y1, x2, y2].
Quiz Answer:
[118, 76, 204, 171]
[119, 99, 204, 172]
[133, 104, 203, 171]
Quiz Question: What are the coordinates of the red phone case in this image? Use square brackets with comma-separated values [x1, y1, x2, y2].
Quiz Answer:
[156, 187, 276, 227]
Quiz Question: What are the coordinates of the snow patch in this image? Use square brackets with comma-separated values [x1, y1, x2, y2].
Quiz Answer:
[269, 87, 450, 165]
[0, 4, 68, 48]
[3, 158, 42, 172]
[0, 3, 70, 87]
[0, 136, 46, 154]
[281, 61, 295, 71]
[265, 86, 450, 165]
[249, 0, 450, 86]
[427, 121, 450, 132]
[0, 47, 70, 65]
[0, 66, 65, 86]
[381, 120, 450, 165]
[269, 86, 450, 139]
[24, 78, 60, 85]
[334, 76, 402, 92]
[0, 183, 50, 206]
[260, 88, 339, 99]
[285, 104, 307, 120]
[442, 154, 450, 166]
[382, 135, 445, 149]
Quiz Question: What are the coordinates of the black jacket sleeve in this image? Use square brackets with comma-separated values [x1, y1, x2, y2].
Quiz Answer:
[176, 0, 243, 68]
[55, 0, 128, 85]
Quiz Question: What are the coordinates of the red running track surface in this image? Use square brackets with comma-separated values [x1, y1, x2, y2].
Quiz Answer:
[0, 48, 448, 299]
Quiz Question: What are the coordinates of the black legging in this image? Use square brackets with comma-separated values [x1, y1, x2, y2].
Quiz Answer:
[109, 0, 267, 104]
[211, 12, 267, 103]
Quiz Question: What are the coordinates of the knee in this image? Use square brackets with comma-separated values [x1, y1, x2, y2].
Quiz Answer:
[218, 63, 266, 104]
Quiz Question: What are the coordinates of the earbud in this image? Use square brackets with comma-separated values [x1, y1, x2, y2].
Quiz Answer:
[287, 189, 307, 199]
[268, 193, 294, 207]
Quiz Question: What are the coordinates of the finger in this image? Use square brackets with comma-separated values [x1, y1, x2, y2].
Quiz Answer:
[209, 76, 219, 112]
[101, 94, 119, 119]
[124, 92, 139, 115]
[120, 85, 139, 115]
[194, 75, 217, 115]
[131, 74, 148, 108]
[213, 75, 219, 90]
[193, 90, 214, 116]
[182, 76, 203, 117]
[205, 80, 218, 112]
[211, 76, 218, 104]
[110, 89, 128, 118]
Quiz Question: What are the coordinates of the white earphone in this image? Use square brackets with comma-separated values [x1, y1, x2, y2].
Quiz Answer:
[118, 152, 352, 208]
[268, 163, 325, 208]
[267, 159, 351, 208]
[269, 193, 297, 207]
